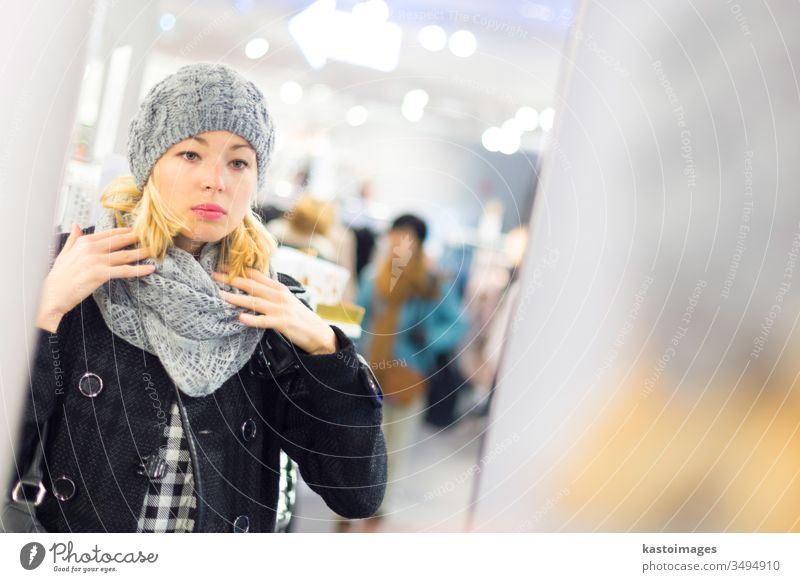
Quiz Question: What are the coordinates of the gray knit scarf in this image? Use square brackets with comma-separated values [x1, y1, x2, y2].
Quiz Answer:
[92, 208, 266, 397]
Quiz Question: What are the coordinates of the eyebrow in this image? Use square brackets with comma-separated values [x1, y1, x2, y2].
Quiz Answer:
[187, 136, 255, 153]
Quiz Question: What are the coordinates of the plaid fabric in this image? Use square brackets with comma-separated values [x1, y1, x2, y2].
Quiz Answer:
[136, 401, 197, 532]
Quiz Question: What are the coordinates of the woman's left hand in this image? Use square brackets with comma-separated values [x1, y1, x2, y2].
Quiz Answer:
[212, 267, 338, 355]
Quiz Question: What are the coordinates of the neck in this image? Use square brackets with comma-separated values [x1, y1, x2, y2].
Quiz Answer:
[174, 234, 206, 258]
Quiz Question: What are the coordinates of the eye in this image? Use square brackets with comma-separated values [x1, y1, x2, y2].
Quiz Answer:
[231, 159, 250, 170]
[179, 151, 200, 161]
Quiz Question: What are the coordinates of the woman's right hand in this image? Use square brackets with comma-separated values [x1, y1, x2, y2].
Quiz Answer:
[36, 224, 155, 332]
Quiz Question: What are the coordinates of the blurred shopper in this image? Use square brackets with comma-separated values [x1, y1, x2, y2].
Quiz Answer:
[355, 214, 469, 525]
[459, 225, 529, 415]
[267, 195, 359, 301]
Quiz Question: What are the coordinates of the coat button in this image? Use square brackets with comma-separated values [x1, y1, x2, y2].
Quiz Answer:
[78, 372, 103, 398]
[240, 419, 257, 442]
[52, 476, 76, 502]
[232, 515, 250, 533]
[137, 453, 166, 480]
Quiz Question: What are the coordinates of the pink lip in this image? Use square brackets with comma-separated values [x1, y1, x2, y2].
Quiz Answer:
[191, 204, 226, 220]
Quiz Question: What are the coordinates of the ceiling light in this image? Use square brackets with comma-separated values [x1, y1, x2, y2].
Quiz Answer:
[280, 81, 303, 104]
[515, 106, 539, 131]
[502, 118, 524, 136]
[159, 13, 176, 32]
[403, 89, 429, 110]
[539, 107, 556, 131]
[352, 0, 389, 23]
[449, 30, 476, 57]
[346, 105, 368, 126]
[499, 131, 521, 155]
[289, 0, 402, 72]
[402, 103, 424, 122]
[245, 38, 270, 59]
[418, 25, 446, 51]
[482, 127, 503, 152]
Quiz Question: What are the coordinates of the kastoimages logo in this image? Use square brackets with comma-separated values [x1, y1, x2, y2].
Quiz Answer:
[20, 542, 46, 570]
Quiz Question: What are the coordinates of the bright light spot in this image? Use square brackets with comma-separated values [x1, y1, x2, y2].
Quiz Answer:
[402, 102, 424, 122]
[280, 81, 303, 104]
[346, 105, 369, 126]
[245, 38, 270, 59]
[403, 89, 429, 110]
[515, 106, 539, 131]
[289, 0, 401, 71]
[482, 127, 503, 152]
[418, 25, 447, 51]
[502, 118, 523, 137]
[275, 181, 293, 197]
[159, 13, 176, 32]
[539, 107, 556, 131]
[449, 29, 476, 57]
[352, 0, 389, 23]
[499, 131, 521, 155]
[370, 201, 391, 220]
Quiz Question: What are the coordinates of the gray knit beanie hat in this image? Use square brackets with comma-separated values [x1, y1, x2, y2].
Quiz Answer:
[127, 63, 275, 192]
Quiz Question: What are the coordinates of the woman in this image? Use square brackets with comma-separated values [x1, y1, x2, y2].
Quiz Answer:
[16, 63, 386, 532]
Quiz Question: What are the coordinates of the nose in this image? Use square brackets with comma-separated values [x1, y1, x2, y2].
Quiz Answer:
[201, 159, 225, 192]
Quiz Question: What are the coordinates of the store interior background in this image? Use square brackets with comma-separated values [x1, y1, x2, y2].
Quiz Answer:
[55, 0, 575, 532]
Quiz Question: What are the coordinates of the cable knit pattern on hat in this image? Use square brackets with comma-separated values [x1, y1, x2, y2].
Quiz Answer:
[127, 63, 275, 192]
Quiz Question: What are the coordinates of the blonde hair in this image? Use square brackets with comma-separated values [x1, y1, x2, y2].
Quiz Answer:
[100, 173, 276, 279]
[288, 195, 334, 236]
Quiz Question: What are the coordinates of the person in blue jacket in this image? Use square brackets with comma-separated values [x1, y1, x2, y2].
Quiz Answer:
[356, 214, 468, 522]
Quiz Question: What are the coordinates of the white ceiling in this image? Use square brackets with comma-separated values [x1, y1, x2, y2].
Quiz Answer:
[151, 0, 575, 143]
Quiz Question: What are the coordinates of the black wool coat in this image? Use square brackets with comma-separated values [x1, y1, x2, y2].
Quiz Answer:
[15, 231, 387, 532]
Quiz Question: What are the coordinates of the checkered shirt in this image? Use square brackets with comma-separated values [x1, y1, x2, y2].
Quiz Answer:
[136, 401, 197, 532]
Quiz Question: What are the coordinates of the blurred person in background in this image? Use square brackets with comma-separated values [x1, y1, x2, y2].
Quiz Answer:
[267, 194, 359, 302]
[352, 214, 469, 529]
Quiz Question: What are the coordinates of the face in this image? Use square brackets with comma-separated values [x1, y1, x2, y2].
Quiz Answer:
[387, 227, 420, 258]
[152, 130, 258, 255]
